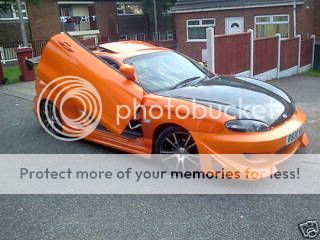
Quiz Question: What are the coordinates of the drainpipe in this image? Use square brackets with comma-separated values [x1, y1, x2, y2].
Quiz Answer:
[16, 0, 28, 47]
[293, 0, 297, 37]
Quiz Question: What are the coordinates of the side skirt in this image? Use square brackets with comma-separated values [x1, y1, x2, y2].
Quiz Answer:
[84, 129, 149, 154]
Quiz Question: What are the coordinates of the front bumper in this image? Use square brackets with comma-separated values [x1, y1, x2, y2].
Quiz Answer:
[190, 108, 309, 179]
[191, 107, 308, 154]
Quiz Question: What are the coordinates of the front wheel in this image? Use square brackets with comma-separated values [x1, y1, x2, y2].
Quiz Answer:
[39, 100, 63, 137]
[153, 126, 200, 172]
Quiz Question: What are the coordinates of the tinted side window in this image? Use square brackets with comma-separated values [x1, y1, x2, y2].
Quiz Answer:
[101, 57, 120, 70]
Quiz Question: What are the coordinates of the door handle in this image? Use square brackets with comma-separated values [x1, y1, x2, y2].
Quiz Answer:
[58, 41, 74, 52]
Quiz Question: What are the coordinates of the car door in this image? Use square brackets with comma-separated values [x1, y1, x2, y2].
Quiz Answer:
[38, 33, 143, 135]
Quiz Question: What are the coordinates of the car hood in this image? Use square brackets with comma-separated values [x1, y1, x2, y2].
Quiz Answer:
[157, 76, 296, 126]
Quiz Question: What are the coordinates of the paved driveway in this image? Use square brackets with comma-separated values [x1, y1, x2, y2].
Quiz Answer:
[0, 76, 319, 239]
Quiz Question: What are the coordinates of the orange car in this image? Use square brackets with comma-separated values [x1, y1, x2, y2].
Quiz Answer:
[31, 33, 308, 173]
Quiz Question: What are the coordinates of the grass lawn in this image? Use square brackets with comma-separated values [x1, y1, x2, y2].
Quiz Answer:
[3, 65, 21, 85]
[301, 69, 320, 77]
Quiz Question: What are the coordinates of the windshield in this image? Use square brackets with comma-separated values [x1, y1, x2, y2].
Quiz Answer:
[124, 51, 211, 92]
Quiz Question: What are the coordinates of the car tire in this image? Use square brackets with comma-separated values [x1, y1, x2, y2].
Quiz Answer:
[39, 100, 63, 137]
[153, 126, 200, 172]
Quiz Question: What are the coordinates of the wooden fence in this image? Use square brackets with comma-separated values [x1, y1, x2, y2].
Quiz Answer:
[203, 29, 315, 81]
[1, 30, 314, 82]
[301, 39, 314, 67]
[254, 37, 278, 76]
[215, 33, 250, 75]
[280, 38, 299, 71]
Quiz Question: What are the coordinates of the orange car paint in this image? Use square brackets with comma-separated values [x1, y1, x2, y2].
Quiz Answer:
[36, 33, 143, 135]
[33, 33, 309, 174]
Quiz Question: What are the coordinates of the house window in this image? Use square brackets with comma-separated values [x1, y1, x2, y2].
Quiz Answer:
[255, 15, 289, 38]
[13, 2, 28, 18]
[0, 5, 13, 18]
[60, 6, 72, 17]
[186, 18, 215, 42]
[59, 4, 97, 33]
[159, 31, 175, 41]
[119, 33, 145, 41]
[116, 2, 143, 16]
[0, 2, 28, 20]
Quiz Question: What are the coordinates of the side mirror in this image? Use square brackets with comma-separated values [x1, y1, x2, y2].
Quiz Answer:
[120, 64, 136, 81]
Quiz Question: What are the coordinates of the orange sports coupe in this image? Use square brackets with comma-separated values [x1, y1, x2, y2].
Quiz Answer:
[30, 33, 308, 172]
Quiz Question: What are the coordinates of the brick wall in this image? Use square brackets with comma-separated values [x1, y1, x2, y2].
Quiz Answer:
[297, 0, 315, 39]
[117, 15, 149, 34]
[175, 6, 293, 61]
[313, 0, 320, 39]
[175, 4, 315, 61]
[0, 21, 31, 42]
[27, 0, 60, 41]
[95, 1, 117, 39]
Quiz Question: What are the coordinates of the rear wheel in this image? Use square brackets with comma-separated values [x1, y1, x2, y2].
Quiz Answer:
[153, 126, 200, 172]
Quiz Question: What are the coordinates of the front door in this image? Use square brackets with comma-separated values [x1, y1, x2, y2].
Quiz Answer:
[225, 17, 244, 35]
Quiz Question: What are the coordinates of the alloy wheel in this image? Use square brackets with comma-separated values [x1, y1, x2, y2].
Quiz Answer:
[159, 131, 200, 172]
[39, 100, 62, 136]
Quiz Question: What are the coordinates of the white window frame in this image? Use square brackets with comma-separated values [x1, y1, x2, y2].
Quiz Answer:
[0, 2, 28, 20]
[159, 31, 174, 41]
[254, 14, 290, 39]
[119, 33, 145, 41]
[116, 2, 143, 16]
[186, 18, 215, 42]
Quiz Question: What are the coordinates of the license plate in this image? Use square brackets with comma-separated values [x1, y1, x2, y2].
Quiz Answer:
[286, 127, 304, 146]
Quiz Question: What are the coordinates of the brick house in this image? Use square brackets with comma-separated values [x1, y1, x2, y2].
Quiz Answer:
[171, 0, 318, 61]
[0, 2, 31, 42]
[314, 0, 320, 40]
[0, 0, 175, 43]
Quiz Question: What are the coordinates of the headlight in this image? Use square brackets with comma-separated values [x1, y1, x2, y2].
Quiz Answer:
[225, 120, 270, 132]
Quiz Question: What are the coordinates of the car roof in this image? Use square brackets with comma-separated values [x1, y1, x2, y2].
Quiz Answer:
[95, 40, 170, 63]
